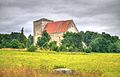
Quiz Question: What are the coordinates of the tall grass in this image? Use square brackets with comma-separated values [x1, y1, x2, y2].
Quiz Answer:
[0, 67, 103, 77]
[0, 50, 120, 77]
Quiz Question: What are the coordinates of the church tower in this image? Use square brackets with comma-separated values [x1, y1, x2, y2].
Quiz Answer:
[33, 18, 53, 45]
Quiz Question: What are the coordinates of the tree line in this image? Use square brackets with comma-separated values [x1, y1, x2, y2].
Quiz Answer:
[36, 31, 120, 53]
[0, 28, 33, 49]
[0, 29, 120, 53]
[61, 31, 120, 53]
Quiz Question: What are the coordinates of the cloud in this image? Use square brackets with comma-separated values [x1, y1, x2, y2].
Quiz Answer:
[0, 0, 120, 37]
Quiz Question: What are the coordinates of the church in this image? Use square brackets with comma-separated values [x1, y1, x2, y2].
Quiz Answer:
[33, 18, 79, 46]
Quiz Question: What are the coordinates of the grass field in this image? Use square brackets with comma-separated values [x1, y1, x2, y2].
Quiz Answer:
[0, 49, 120, 77]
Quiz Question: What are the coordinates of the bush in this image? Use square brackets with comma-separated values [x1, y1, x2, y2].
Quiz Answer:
[49, 41, 58, 51]
[84, 47, 91, 53]
[68, 46, 74, 52]
[27, 45, 37, 52]
[37, 31, 51, 49]
[59, 45, 67, 51]
[19, 43, 25, 49]
[10, 39, 22, 48]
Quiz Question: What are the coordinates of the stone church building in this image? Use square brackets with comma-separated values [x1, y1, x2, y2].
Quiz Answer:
[33, 18, 79, 46]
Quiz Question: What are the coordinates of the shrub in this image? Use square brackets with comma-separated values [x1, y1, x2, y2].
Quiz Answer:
[19, 43, 25, 49]
[67, 46, 74, 52]
[10, 39, 22, 48]
[37, 31, 51, 49]
[49, 41, 58, 51]
[59, 45, 67, 51]
[27, 45, 37, 52]
[84, 47, 91, 53]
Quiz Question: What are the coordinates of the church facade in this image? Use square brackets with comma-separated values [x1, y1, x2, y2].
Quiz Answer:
[33, 18, 79, 46]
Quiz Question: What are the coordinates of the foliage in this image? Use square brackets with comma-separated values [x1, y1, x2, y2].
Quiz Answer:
[0, 28, 27, 48]
[11, 28, 27, 45]
[0, 44, 2, 49]
[61, 32, 83, 51]
[83, 31, 100, 46]
[90, 36, 111, 52]
[102, 32, 119, 43]
[61, 31, 120, 53]
[26, 34, 33, 48]
[49, 41, 58, 51]
[108, 40, 120, 53]
[10, 39, 25, 48]
[27, 45, 37, 52]
[83, 47, 92, 53]
[0, 28, 120, 53]
[59, 45, 67, 51]
[37, 31, 51, 49]
[19, 43, 25, 49]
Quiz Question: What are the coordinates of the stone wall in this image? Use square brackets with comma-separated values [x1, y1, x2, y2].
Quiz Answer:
[33, 19, 53, 45]
[50, 33, 63, 46]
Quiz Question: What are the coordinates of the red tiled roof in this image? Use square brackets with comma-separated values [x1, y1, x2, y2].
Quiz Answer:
[44, 20, 71, 34]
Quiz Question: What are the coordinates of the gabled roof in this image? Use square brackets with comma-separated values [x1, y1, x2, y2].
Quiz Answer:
[44, 20, 73, 34]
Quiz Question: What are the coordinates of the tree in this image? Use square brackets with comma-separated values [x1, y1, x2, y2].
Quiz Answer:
[10, 28, 27, 46]
[108, 40, 120, 53]
[37, 31, 51, 49]
[0, 28, 27, 48]
[10, 39, 24, 48]
[90, 36, 111, 52]
[83, 31, 100, 46]
[111, 36, 119, 43]
[26, 34, 33, 48]
[1, 38, 11, 48]
[61, 32, 83, 51]
[19, 28, 27, 46]
[21, 27, 24, 35]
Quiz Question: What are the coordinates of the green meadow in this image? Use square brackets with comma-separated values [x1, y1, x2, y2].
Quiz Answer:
[0, 49, 120, 77]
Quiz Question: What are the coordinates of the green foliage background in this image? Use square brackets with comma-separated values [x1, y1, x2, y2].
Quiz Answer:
[61, 31, 120, 53]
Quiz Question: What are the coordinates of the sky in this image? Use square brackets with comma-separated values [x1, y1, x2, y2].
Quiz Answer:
[0, 0, 120, 37]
